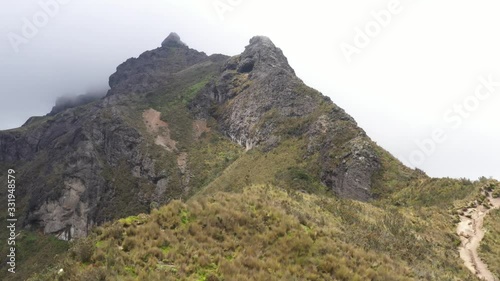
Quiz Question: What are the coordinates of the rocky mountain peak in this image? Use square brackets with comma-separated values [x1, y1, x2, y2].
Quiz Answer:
[161, 32, 187, 48]
[0, 32, 406, 243]
[249, 35, 275, 47]
[107, 32, 207, 96]
[224, 35, 295, 76]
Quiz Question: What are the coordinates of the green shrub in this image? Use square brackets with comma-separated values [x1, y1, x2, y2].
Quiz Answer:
[70, 239, 95, 264]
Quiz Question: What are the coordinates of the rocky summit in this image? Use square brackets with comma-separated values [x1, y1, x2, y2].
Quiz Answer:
[0, 32, 390, 240]
[0, 33, 498, 281]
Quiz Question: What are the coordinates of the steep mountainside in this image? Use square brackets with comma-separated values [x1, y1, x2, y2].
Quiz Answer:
[0, 33, 497, 281]
[0, 33, 413, 241]
[0, 33, 227, 241]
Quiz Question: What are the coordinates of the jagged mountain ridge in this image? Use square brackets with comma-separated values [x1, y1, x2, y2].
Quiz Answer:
[0, 33, 416, 241]
[3, 32, 497, 281]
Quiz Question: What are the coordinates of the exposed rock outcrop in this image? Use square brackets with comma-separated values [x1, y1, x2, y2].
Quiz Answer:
[108, 32, 208, 97]
[0, 33, 396, 240]
[161, 32, 187, 48]
[196, 36, 381, 200]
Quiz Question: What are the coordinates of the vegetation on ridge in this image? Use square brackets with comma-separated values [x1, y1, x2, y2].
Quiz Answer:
[1, 34, 499, 281]
[28, 180, 493, 281]
[479, 183, 500, 278]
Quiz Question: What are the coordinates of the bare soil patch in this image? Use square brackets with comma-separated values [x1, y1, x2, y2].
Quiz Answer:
[143, 108, 177, 151]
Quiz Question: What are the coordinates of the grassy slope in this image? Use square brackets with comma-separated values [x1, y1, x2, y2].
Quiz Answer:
[195, 138, 325, 196]
[30, 186, 413, 281]
[0, 231, 68, 281]
[481, 209, 500, 278]
[479, 183, 500, 279]
[29, 179, 487, 281]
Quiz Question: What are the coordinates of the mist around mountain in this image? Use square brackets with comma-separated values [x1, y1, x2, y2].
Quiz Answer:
[0, 33, 499, 281]
[48, 91, 108, 117]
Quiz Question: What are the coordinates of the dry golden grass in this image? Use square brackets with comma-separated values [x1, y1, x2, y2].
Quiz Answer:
[30, 182, 486, 281]
[479, 182, 500, 278]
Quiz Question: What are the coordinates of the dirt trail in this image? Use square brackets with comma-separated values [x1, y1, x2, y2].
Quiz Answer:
[457, 193, 500, 281]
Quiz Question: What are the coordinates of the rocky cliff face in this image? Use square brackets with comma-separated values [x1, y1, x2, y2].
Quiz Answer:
[1, 104, 154, 239]
[107, 32, 208, 97]
[0, 33, 405, 239]
[195, 36, 381, 200]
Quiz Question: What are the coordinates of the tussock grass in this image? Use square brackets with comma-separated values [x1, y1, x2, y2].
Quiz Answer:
[480, 209, 500, 278]
[30, 183, 482, 280]
[479, 182, 500, 278]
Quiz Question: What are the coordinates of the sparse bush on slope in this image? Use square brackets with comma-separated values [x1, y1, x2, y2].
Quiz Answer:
[30, 183, 481, 281]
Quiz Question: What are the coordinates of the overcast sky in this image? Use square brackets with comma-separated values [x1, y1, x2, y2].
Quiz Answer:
[1, 0, 499, 180]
